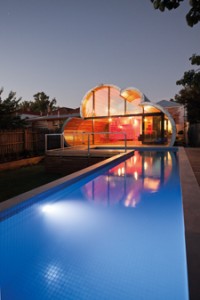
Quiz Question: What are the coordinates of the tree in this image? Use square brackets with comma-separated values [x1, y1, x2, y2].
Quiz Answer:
[150, 0, 200, 27]
[175, 54, 200, 123]
[19, 100, 33, 112]
[176, 54, 200, 88]
[32, 92, 57, 116]
[0, 88, 26, 129]
[48, 97, 57, 114]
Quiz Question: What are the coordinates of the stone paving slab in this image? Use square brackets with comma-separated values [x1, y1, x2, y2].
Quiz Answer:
[185, 148, 200, 186]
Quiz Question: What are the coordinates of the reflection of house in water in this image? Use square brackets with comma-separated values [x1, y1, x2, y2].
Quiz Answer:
[82, 151, 173, 208]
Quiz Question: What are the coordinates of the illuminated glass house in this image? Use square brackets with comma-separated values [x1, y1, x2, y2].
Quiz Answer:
[63, 84, 176, 147]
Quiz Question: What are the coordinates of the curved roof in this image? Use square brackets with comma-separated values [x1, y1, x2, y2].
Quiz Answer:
[80, 84, 150, 118]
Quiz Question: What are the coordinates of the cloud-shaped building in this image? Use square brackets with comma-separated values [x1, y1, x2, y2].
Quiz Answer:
[63, 84, 176, 147]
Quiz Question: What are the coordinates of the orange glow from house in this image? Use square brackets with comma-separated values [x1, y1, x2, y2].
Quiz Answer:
[144, 178, 160, 191]
[65, 83, 176, 148]
[124, 190, 139, 208]
[134, 171, 138, 180]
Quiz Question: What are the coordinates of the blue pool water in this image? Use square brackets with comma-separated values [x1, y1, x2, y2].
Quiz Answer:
[0, 151, 189, 300]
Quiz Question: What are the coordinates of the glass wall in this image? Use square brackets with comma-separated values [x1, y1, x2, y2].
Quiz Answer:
[143, 115, 168, 144]
[78, 84, 174, 145]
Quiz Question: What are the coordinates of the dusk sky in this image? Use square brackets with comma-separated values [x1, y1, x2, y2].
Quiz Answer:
[0, 0, 199, 108]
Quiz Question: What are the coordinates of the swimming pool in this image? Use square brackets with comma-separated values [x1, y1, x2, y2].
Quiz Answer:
[0, 151, 189, 300]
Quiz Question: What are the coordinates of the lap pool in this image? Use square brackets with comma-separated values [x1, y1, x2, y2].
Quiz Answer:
[0, 151, 189, 300]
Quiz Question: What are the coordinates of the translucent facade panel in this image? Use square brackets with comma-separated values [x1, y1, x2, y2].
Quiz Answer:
[82, 92, 93, 117]
[144, 105, 160, 113]
[94, 88, 108, 117]
[110, 88, 124, 116]
[81, 85, 163, 119]
[126, 99, 143, 115]
[121, 89, 142, 102]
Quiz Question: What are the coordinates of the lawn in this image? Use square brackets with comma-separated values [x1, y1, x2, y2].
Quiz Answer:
[0, 163, 63, 203]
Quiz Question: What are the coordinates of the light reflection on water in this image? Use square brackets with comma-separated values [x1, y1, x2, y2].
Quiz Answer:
[49, 151, 175, 209]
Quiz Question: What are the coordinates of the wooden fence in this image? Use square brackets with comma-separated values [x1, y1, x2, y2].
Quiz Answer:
[0, 128, 59, 162]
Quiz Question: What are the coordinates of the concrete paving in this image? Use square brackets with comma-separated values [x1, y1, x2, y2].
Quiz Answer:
[185, 148, 200, 186]
[179, 148, 200, 300]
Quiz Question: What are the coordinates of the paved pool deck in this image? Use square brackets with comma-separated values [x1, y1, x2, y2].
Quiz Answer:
[185, 148, 200, 186]
[179, 147, 200, 300]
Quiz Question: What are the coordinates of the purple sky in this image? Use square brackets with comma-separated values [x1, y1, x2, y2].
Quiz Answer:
[0, 0, 199, 108]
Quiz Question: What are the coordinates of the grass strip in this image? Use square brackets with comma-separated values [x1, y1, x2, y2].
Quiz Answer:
[0, 163, 62, 202]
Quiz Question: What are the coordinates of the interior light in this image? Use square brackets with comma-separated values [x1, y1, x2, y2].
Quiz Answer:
[144, 162, 148, 170]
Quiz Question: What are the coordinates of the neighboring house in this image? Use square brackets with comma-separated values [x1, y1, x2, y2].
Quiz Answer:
[25, 107, 80, 130]
[18, 113, 40, 120]
[51, 107, 79, 116]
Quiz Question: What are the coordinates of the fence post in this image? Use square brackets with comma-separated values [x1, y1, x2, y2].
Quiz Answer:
[24, 129, 28, 151]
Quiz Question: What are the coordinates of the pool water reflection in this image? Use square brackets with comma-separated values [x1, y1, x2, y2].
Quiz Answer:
[83, 151, 173, 208]
[0, 151, 189, 300]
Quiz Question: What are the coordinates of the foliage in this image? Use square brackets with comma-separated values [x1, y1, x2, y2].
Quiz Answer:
[175, 87, 200, 122]
[19, 100, 33, 112]
[175, 54, 200, 123]
[0, 88, 26, 129]
[150, 0, 200, 26]
[176, 55, 200, 88]
[31, 92, 57, 116]
[19, 93, 57, 116]
[19, 92, 57, 115]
